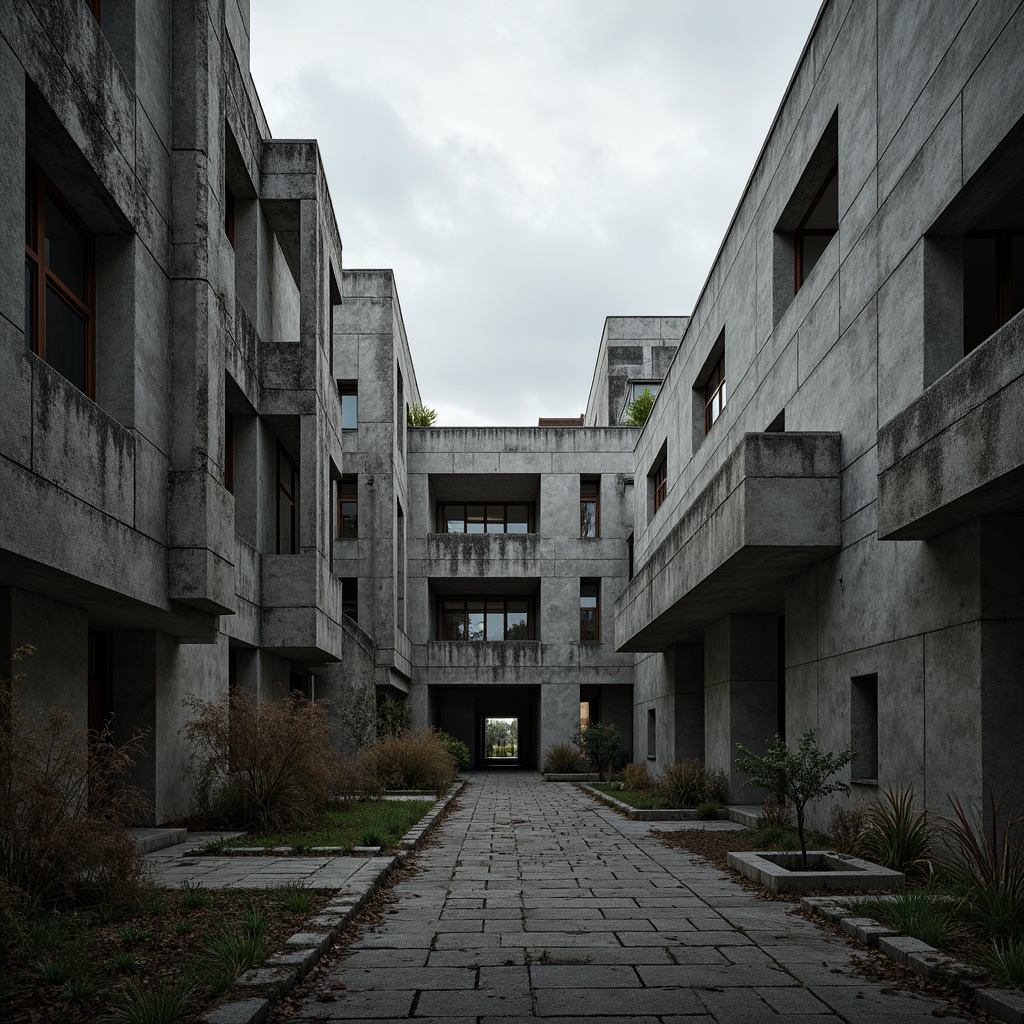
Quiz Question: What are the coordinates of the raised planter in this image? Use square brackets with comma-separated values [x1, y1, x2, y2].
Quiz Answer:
[545, 772, 601, 782]
[578, 784, 728, 821]
[728, 850, 905, 893]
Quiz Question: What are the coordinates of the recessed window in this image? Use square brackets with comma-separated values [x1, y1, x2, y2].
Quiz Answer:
[341, 577, 358, 622]
[963, 231, 1024, 356]
[579, 580, 600, 643]
[631, 381, 662, 401]
[851, 673, 878, 781]
[703, 353, 726, 433]
[224, 179, 235, 248]
[338, 380, 358, 430]
[225, 411, 234, 494]
[440, 597, 532, 641]
[276, 443, 299, 554]
[439, 503, 532, 534]
[24, 161, 95, 397]
[580, 476, 600, 538]
[338, 475, 357, 538]
[794, 164, 838, 292]
[647, 708, 656, 760]
[648, 443, 668, 516]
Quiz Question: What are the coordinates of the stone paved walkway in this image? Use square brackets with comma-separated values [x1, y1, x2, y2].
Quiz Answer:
[286, 771, 974, 1023]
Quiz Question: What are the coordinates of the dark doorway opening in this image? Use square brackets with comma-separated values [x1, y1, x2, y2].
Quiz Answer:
[432, 685, 539, 769]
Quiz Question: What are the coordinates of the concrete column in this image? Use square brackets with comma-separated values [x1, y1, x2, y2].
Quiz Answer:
[704, 613, 779, 802]
[540, 681, 579, 769]
[673, 642, 705, 762]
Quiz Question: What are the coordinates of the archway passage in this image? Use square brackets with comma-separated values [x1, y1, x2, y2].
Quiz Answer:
[431, 685, 539, 769]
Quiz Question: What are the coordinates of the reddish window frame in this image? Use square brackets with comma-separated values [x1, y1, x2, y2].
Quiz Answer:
[703, 354, 726, 433]
[24, 160, 96, 399]
[794, 162, 838, 292]
[652, 455, 667, 513]
[580, 477, 600, 538]
[338, 475, 358, 538]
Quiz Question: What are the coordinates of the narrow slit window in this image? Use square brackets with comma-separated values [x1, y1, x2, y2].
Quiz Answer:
[851, 673, 878, 781]
[580, 580, 600, 643]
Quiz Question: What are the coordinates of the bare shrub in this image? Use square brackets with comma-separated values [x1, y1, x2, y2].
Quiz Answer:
[334, 683, 376, 756]
[0, 646, 150, 908]
[829, 803, 870, 856]
[705, 767, 729, 804]
[183, 690, 341, 831]
[757, 793, 795, 830]
[544, 742, 583, 773]
[621, 762, 655, 790]
[658, 759, 707, 807]
[376, 697, 412, 738]
[356, 729, 456, 795]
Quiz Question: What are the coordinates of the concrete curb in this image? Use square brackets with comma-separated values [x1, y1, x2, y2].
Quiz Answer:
[200, 779, 465, 1024]
[577, 783, 727, 821]
[801, 895, 1024, 1024]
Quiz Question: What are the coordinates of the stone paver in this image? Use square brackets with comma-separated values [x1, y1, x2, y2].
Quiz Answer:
[279, 772, 977, 1022]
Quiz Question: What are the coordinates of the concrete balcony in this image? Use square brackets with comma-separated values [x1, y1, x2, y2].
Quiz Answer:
[422, 533, 547, 578]
[260, 553, 344, 662]
[615, 432, 841, 652]
[877, 313, 1024, 540]
[426, 641, 542, 672]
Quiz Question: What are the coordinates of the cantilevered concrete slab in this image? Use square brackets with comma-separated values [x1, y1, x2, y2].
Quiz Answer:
[615, 433, 841, 652]
[877, 313, 1024, 540]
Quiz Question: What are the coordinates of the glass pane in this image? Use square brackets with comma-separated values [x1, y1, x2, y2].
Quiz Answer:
[341, 394, 357, 429]
[486, 506, 504, 533]
[467, 610, 485, 642]
[486, 612, 504, 639]
[580, 610, 597, 642]
[44, 286, 86, 392]
[340, 500, 357, 538]
[800, 233, 831, 284]
[581, 500, 597, 537]
[443, 608, 465, 641]
[466, 505, 485, 533]
[24, 263, 34, 349]
[44, 192, 87, 300]
[506, 604, 529, 640]
[278, 492, 294, 553]
[444, 505, 465, 533]
[805, 172, 839, 230]
[506, 505, 528, 533]
[964, 236, 999, 354]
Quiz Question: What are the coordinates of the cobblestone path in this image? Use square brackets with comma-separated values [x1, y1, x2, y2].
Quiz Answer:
[291, 772, 971, 1022]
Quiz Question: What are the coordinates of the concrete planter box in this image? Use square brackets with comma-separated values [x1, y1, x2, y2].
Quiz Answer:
[545, 773, 601, 782]
[728, 850, 905, 894]
[579, 783, 728, 821]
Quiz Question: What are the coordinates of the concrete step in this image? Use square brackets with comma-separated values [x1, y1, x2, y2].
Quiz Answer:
[132, 827, 188, 855]
[727, 805, 762, 827]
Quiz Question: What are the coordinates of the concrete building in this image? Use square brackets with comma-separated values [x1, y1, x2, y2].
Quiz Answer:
[1, 0, 1021, 825]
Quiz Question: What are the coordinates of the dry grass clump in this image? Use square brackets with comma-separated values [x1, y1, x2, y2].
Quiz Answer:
[828, 803, 870, 855]
[184, 690, 344, 831]
[356, 729, 457, 795]
[621, 761, 655, 790]
[0, 647, 150, 911]
[544, 742, 584, 773]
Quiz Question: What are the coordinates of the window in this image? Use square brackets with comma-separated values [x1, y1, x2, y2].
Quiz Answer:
[341, 577, 358, 621]
[276, 443, 299, 554]
[225, 411, 234, 493]
[24, 161, 95, 397]
[647, 708, 656, 761]
[439, 503, 532, 534]
[649, 444, 668, 515]
[579, 580, 600, 643]
[338, 380, 358, 430]
[338, 475, 357, 538]
[963, 231, 1024, 356]
[794, 163, 838, 292]
[580, 476, 600, 538]
[224, 179, 235, 248]
[631, 381, 662, 401]
[851, 673, 878, 781]
[627, 532, 634, 580]
[440, 597, 532, 641]
[703, 353, 726, 433]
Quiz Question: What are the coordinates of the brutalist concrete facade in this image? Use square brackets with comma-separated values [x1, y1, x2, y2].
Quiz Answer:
[2, 0, 1021, 819]
[616, 0, 1024, 822]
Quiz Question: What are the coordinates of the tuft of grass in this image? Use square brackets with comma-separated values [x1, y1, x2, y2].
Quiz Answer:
[116, 924, 143, 949]
[853, 889, 954, 949]
[203, 929, 263, 986]
[276, 881, 312, 914]
[174, 921, 192, 937]
[112, 979, 191, 1024]
[178, 880, 210, 910]
[111, 950, 143, 974]
[35, 959, 74, 986]
[359, 826, 385, 847]
[697, 802, 720, 821]
[982, 937, 1024, 989]
[142, 893, 169, 918]
[202, 839, 229, 855]
[544, 742, 584, 773]
[22, 914, 73, 954]
[90, 902, 129, 925]
[61, 976, 95, 1003]
[862, 786, 936, 875]
[239, 902, 268, 942]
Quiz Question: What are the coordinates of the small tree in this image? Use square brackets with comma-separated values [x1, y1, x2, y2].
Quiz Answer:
[623, 387, 656, 427]
[735, 729, 855, 868]
[575, 722, 624, 781]
[407, 403, 437, 427]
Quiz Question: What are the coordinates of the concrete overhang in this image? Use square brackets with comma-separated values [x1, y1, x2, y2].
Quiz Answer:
[877, 313, 1024, 540]
[615, 432, 841, 652]
[260, 553, 343, 663]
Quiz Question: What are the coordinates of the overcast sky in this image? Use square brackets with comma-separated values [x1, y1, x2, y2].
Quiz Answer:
[249, 0, 822, 426]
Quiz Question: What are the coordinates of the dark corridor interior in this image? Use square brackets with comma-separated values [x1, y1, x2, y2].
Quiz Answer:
[432, 685, 540, 769]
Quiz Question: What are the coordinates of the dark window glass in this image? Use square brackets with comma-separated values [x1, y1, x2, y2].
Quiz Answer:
[466, 505, 485, 534]
[276, 445, 299, 554]
[506, 601, 529, 640]
[445, 506, 466, 533]
[439, 597, 532, 641]
[338, 475, 357, 537]
[506, 505, 529, 533]
[44, 192, 87, 301]
[486, 506, 504, 534]
[964, 232, 1024, 355]
[467, 601, 485, 642]
[580, 581, 599, 643]
[45, 286, 87, 393]
[704, 355, 726, 433]
[225, 411, 234, 494]
[795, 164, 838, 291]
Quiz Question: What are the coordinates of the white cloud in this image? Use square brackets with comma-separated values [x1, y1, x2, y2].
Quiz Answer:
[249, 0, 821, 424]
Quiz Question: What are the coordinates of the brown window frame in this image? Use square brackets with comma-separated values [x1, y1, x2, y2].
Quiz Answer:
[275, 443, 299, 554]
[338, 380, 358, 430]
[338, 474, 358, 538]
[580, 476, 600, 538]
[437, 502, 534, 534]
[24, 160, 96, 399]
[651, 453, 667, 513]
[438, 596, 534, 642]
[86, 0, 101, 24]
[579, 580, 600, 644]
[963, 229, 1024, 356]
[794, 162, 838, 293]
[703, 353, 726, 433]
